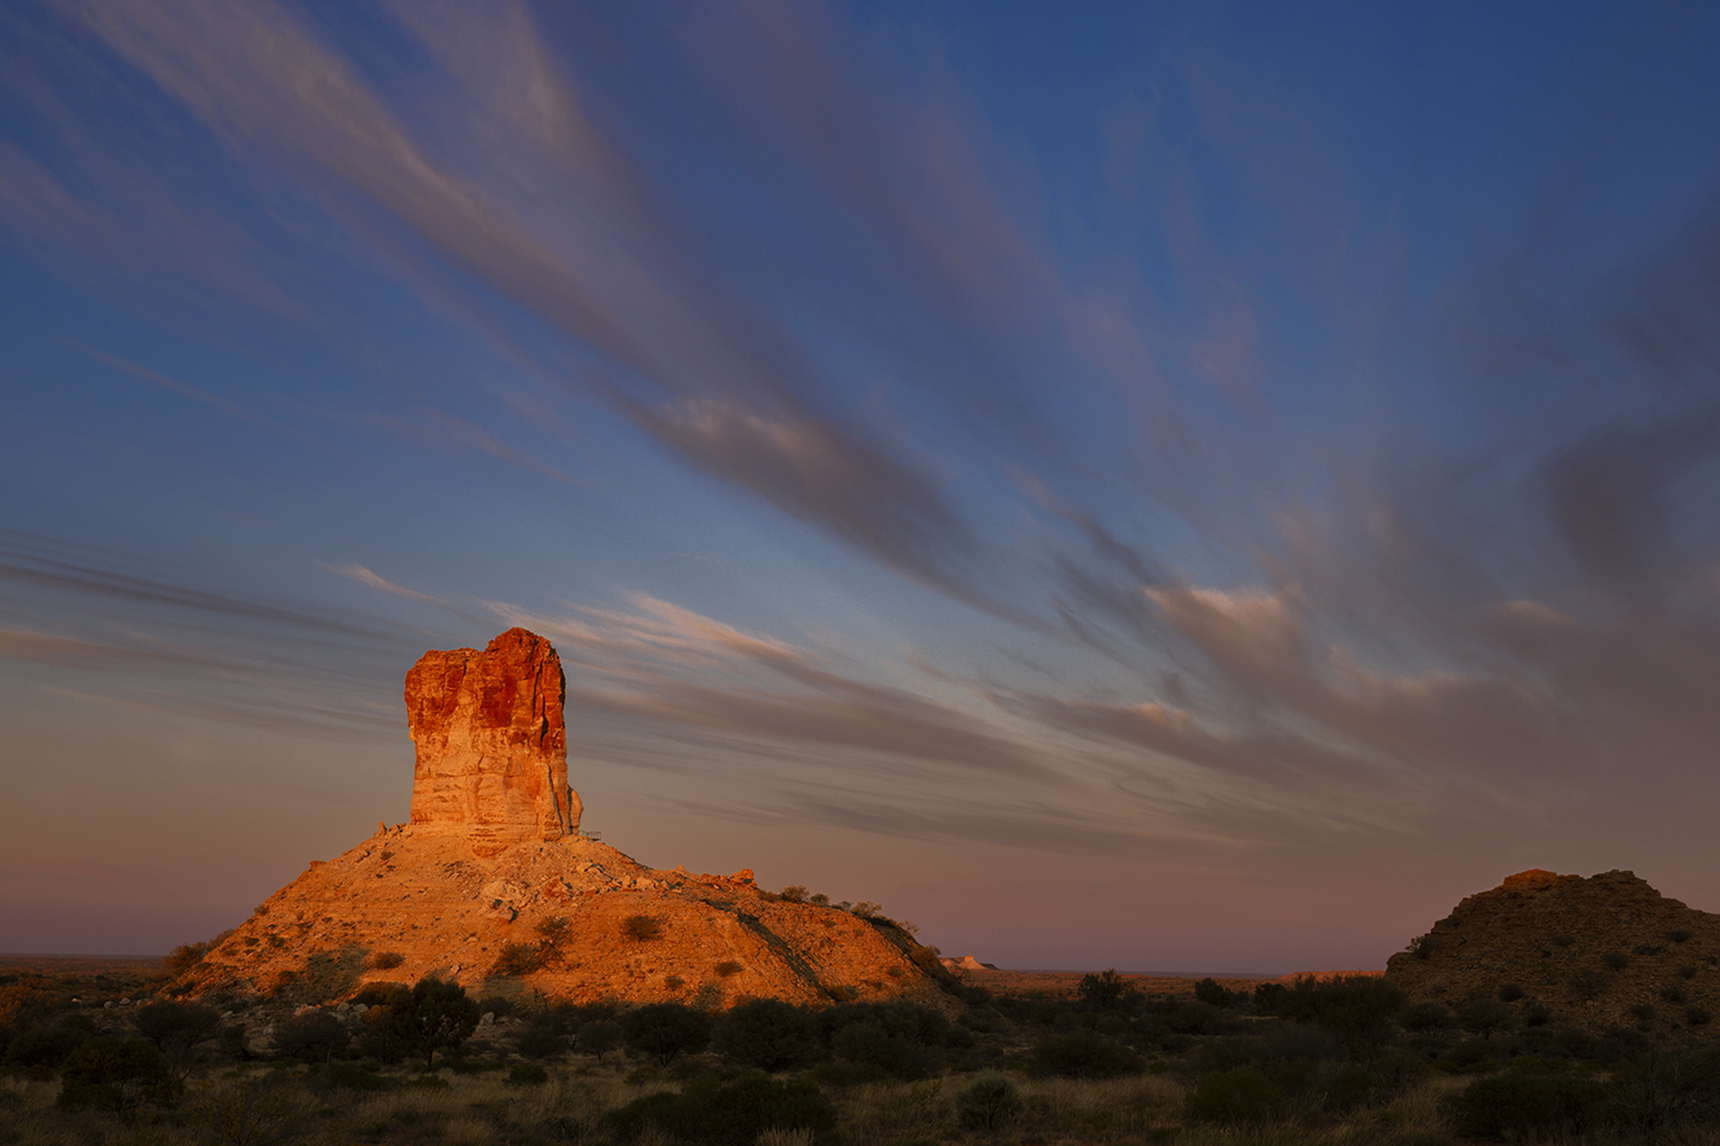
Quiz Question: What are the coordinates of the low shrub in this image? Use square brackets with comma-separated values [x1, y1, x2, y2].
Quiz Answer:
[1031, 1029, 1142, 1079]
[57, 1037, 183, 1121]
[1078, 968, 1129, 1009]
[715, 999, 821, 1072]
[272, 1008, 349, 1064]
[957, 1071, 1023, 1131]
[492, 942, 547, 976]
[1184, 1066, 1289, 1126]
[622, 1002, 712, 1066]
[1441, 1061, 1603, 1139]
[507, 1061, 549, 1085]
[606, 1074, 835, 1146]
[368, 951, 405, 970]
[622, 914, 664, 942]
[303, 1061, 397, 1093]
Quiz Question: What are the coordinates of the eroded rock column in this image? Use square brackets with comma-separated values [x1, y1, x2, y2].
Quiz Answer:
[404, 627, 581, 855]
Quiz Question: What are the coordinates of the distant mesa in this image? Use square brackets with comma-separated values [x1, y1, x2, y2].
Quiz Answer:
[1387, 868, 1720, 1035]
[176, 629, 950, 1009]
[941, 955, 999, 973]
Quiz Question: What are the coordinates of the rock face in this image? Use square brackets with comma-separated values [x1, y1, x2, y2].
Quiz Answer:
[179, 629, 951, 1011]
[405, 628, 580, 855]
[1386, 870, 1720, 1035]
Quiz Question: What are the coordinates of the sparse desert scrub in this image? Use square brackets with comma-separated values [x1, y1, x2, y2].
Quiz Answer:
[622, 914, 665, 942]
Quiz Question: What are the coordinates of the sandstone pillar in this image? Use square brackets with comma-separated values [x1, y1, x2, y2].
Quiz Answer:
[404, 627, 581, 855]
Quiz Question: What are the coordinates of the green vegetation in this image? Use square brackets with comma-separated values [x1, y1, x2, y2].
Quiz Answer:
[9, 959, 1720, 1143]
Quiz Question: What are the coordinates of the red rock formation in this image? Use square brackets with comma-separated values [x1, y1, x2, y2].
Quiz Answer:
[1386, 869, 1720, 1034]
[175, 628, 953, 1011]
[405, 628, 581, 855]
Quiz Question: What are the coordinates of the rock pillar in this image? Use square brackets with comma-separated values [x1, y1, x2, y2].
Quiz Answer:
[404, 627, 581, 855]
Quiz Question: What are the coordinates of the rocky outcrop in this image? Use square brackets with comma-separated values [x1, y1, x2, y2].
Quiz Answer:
[405, 628, 580, 855]
[179, 629, 952, 1010]
[1386, 870, 1720, 1035]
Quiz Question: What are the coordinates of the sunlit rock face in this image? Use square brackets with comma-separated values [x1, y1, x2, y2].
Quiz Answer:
[405, 627, 582, 855]
[171, 627, 952, 1010]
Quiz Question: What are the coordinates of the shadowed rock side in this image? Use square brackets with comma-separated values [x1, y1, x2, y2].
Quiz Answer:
[179, 628, 952, 1009]
[1387, 869, 1720, 1035]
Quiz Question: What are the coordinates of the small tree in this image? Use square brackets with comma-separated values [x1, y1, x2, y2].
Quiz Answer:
[381, 978, 480, 1070]
[622, 1002, 712, 1066]
[1195, 977, 1233, 1007]
[57, 1037, 182, 1122]
[577, 1019, 623, 1061]
[134, 1000, 223, 1079]
[272, 1009, 349, 1064]
[1031, 1029, 1142, 1079]
[1078, 968, 1129, 1010]
[780, 885, 809, 903]
[1457, 997, 1516, 1040]
[714, 999, 820, 1072]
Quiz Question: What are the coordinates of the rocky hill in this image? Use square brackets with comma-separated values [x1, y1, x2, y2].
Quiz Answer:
[1385, 869, 1720, 1035]
[178, 628, 951, 1009]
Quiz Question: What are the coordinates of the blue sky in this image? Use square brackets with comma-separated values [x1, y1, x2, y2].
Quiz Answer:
[4, 1, 1720, 971]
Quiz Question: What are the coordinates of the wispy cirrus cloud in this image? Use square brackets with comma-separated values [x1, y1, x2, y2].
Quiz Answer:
[485, 593, 1060, 784]
[328, 565, 445, 606]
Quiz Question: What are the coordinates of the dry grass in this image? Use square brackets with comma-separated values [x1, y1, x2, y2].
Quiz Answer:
[5, 1059, 1708, 1146]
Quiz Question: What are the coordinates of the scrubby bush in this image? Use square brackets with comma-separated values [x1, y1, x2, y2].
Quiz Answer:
[607, 1073, 835, 1146]
[379, 977, 480, 1069]
[1031, 1029, 1142, 1079]
[1604, 951, 1632, 971]
[302, 1061, 396, 1093]
[134, 1000, 222, 1055]
[188, 1074, 307, 1142]
[1268, 975, 1407, 1055]
[507, 1061, 549, 1085]
[831, 1020, 940, 1080]
[780, 885, 808, 903]
[1441, 1061, 1603, 1139]
[622, 914, 664, 942]
[577, 1018, 623, 1060]
[1401, 1002, 1450, 1032]
[1606, 1047, 1720, 1131]
[1078, 968, 1129, 1009]
[4, 1022, 91, 1069]
[622, 1002, 712, 1066]
[57, 1037, 182, 1121]
[1456, 997, 1515, 1039]
[514, 1019, 566, 1060]
[715, 999, 820, 1072]
[957, 1071, 1023, 1131]
[1184, 1066, 1289, 1126]
[368, 951, 405, 970]
[273, 1008, 349, 1064]
[1194, 977, 1238, 1007]
[163, 940, 213, 974]
[491, 942, 545, 976]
